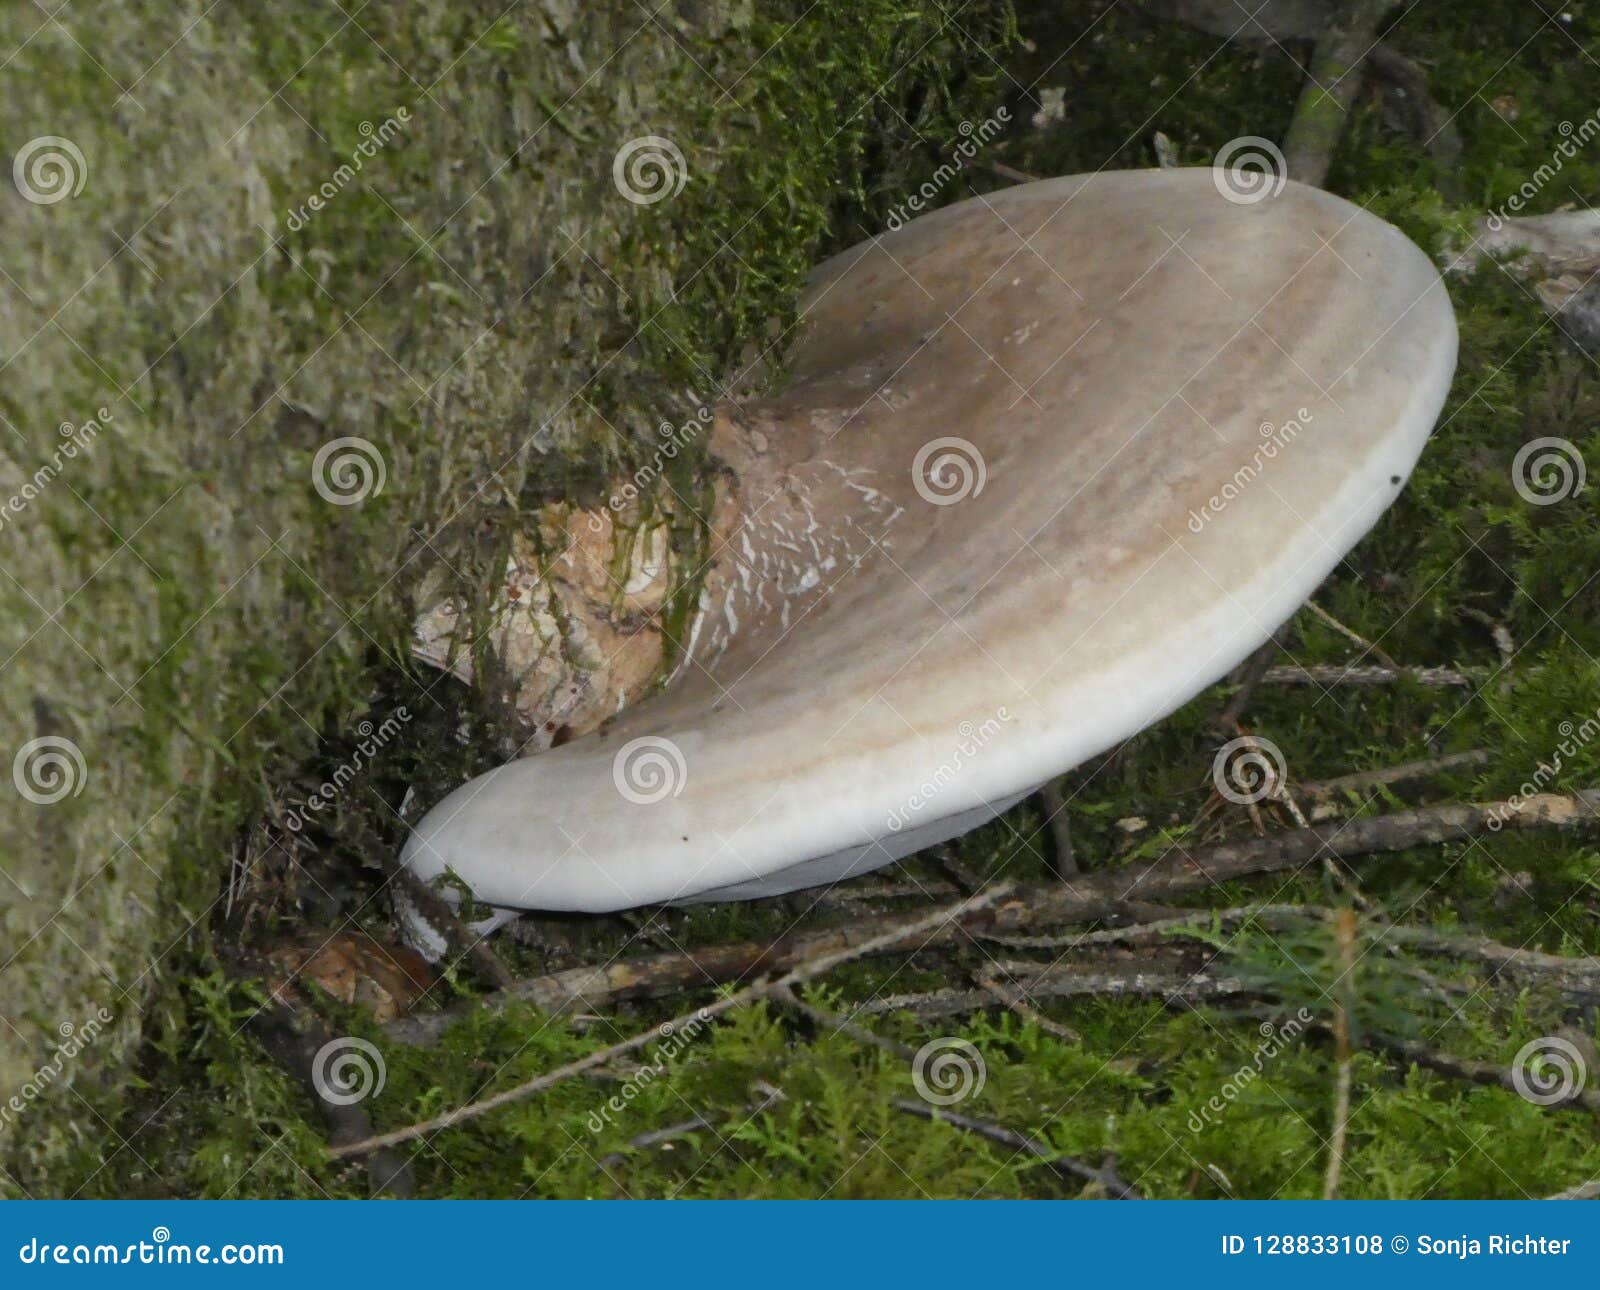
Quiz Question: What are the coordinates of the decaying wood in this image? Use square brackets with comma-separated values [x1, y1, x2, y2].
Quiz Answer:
[1137, 0, 1461, 190]
[1447, 209, 1600, 276]
[1364, 44, 1464, 200]
[386, 791, 1600, 1045]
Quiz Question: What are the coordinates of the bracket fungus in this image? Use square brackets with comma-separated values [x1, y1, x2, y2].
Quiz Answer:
[402, 169, 1457, 931]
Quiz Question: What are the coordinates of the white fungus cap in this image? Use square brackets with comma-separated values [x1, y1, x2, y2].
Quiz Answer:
[402, 169, 1458, 917]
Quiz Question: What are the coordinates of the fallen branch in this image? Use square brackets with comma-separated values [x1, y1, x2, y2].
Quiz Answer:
[335, 884, 1014, 1157]
[386, 791, 1600, 1045]
[1138, 1, 1461, 194]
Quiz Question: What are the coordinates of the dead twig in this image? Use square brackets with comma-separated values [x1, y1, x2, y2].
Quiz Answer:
[860, 966, 1258, 1021]
[984, 160, 1040, 184]
[396, 870, 516, 992]
[1040, 778, 1078, 876]
[1323, 908, 1358, 1199]
[245, 1001, 415, 1196]
[386, 791, 1600, 1045]
[1305, 600, 1398, 668]
[1372, 1033, 1600, 1115]
[1262, 663, 1484, 688]
[336, 884, 1014, 1157]
[974, 965, 1082, 1042]
[1297, 750, 1491, 802]
[1215, 636, 1287, 732]
[890, 1098, 1142, 1198]
[983, 902, 1600, 999]
[594, 1116, 718, 1171]
[767, 984, 916, 1059]
[1460, 607, 1516, 696]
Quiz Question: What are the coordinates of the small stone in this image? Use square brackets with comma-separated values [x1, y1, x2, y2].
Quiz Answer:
[1030, 87, 1066, 130]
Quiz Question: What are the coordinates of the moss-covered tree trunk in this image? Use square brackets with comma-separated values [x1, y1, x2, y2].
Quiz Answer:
[0, 0, 1008, 1191]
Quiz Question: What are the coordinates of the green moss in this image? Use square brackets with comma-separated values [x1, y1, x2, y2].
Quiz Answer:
[0, 0, 1012, 1194]
[11, 0, 1600, 1200]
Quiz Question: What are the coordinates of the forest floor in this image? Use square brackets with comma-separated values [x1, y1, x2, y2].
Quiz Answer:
[63, 1, 1600, 1199]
